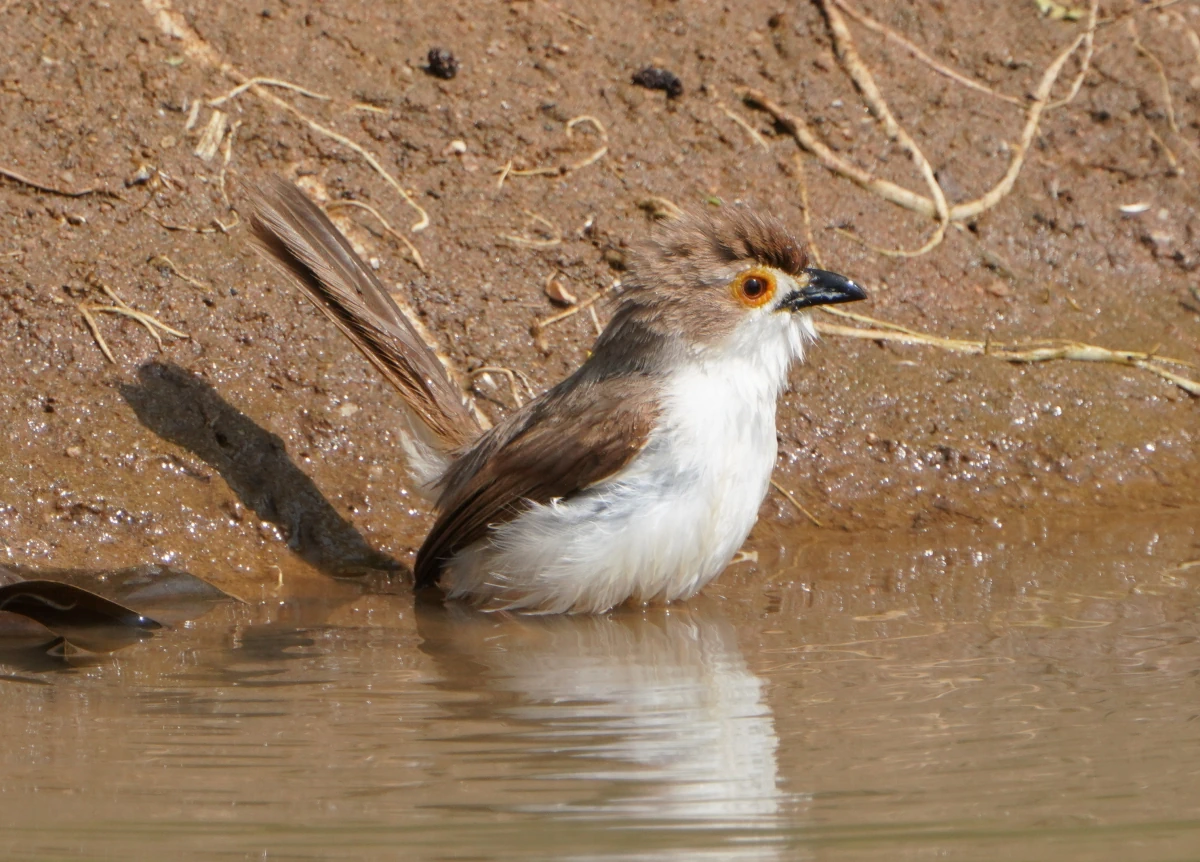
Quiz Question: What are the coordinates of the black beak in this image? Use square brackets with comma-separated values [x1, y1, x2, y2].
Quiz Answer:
[782, 268, 868, 311]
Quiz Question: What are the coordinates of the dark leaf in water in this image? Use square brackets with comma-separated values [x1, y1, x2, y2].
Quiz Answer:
[0, 564, 236, 626]
[0, 580, 162, 654]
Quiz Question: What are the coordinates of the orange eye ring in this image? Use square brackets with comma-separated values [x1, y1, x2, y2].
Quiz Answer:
[731, 268, 777, 308]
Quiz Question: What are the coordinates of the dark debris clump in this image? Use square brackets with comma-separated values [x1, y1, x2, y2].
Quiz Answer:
[426, 48, 459, 80]
[632, 66, 683, 98]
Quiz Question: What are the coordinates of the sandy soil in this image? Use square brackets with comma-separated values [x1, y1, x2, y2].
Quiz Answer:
[0, 0, 1196, 596]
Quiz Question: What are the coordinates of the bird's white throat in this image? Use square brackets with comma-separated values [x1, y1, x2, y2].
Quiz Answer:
[441, 311, 815, 613]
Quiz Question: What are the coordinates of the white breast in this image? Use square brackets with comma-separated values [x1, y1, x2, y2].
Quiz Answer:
[442, 312, 814, 613]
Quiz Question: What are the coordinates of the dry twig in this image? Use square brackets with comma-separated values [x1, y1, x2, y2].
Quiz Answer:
[324, 199, 427, 272]
[216, 81, 430, 232]
[469, 366, 536, 407]
[740, 3, 1093, 251]
[820, 0, 950, 256]
[217, 119, 241, 210]
[140, 1, 427, 231]
[496, 116, 608, 184]
[499, 210, 563, 248]
[1130, 20, 1180, 134]
[770, 478, 823, 527]
[715, 97, 771, 150]
[193, 109, 227, 161]
[793, 155, 823, 268]
[148, 255, 211, 292]
[0, 165, 118, 199]
[832, 0, 1023, 105]
[1048, 0, 1099, 109]
[815, 309, 1200, 396]
[79, 284, 189, 363]
[533, 280, 620, 335]
[209, 77, 333, 107]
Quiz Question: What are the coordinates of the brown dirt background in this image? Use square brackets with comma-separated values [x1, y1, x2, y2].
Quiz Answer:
[0, 0, 1196, 597]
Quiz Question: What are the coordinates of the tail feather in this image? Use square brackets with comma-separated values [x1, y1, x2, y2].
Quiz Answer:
[248, 176, 479, 485]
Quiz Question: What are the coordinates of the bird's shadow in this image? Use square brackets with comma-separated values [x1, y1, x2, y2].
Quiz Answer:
[119, 362, 402, 580]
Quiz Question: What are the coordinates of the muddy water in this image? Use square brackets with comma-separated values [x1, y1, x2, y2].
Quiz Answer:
[1, 508, 1198, 861]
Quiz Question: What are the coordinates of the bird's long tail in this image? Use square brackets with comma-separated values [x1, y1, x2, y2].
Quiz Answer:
[248, 176, 479, 489]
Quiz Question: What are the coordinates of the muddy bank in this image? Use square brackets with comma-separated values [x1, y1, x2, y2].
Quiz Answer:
[0, 1, 1196, 593]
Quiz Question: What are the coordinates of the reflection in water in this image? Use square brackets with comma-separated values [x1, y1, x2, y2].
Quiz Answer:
[1, 509, 1198, 860]
[417, 602, 790, 859]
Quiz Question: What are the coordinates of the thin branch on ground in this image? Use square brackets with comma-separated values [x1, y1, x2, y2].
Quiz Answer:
[740, 4, 1092, 250]
[1130, 19, 1180, 134]
[469, 366, 537, 407]
[815, 310, 1200, 396]
[78, 305, 115, 364]
[495, 116, 608, 184]
[770, 479, 823, 527]
[193, 109, 227, 161]
[499, 210, 563, 248]
[209, 77, 333, 107]
[831, 0, 1023, 105]
[79, 284, 189, 363]
[217, 81, 430, 232]
[324, 199, 427, 272]
[141, 1, 428, 231]
[1049, 0, 1099, 109]
[532, 280, 620, 337]
[793, 155, 824, 268]
[0, 165, 120, 199]
[941, 28, 1088, 222]
[148, 255, 212, 292]
[217, 119, 241, 210]
[820, 0, 950, 256]
[714, 97, 771, 150]
[742, 87, 941, 217]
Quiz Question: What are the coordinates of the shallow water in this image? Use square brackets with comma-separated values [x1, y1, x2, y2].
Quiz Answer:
[2, 507, 1199, 861]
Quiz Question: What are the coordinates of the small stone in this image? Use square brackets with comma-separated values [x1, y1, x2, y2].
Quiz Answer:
[443, 139, 467, 155]
[427, 48, 459, 80]
[631, 66, 683, 98]
[544, 273, 577, 306]
[126, 164, 154, 187]
[65, 446, 82, 458]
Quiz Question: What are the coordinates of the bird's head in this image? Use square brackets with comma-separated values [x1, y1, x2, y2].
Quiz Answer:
[612, 207, 867, 361]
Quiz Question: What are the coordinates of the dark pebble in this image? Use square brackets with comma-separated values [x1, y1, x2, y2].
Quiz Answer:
[632, 66, 683, 98]
[427, 48, 459, 80]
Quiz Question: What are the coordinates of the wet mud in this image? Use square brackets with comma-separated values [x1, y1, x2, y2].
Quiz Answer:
[0, 2, 1196, 594]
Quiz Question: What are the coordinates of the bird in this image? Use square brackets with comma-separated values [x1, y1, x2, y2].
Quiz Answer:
[248, 177, 866, 614]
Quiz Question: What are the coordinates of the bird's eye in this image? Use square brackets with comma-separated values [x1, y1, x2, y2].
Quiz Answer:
[743, 277, 767, 297]
[732, 269, 776, 308]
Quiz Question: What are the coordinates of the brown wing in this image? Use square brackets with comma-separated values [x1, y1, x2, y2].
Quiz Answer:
[248, 176, 479, 451]
[414, 374, 660, 588]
